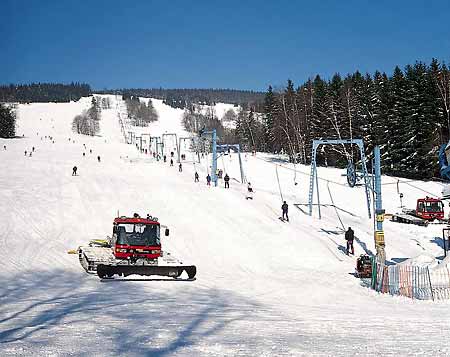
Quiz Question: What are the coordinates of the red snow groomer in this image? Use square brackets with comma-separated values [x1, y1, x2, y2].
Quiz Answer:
[76, 214, 196, 280]
[413, 197, 444, 220]
[391, 197, 445, 226]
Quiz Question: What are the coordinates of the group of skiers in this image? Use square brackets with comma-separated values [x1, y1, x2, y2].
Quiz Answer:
[24, 147, 35, 157]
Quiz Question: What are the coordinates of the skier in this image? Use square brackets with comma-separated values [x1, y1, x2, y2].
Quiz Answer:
[24, 150, 27, 156]
[170, 151, 174, 158]
[3, 145, 6, 150]
[194, 172, 199, 182]
[345, 227, 355, 255]
[281, 201, 289, 221]
[32, 146, 35, 152]
[246, 182, 253, 200]
[97, 155, 101, 162]
[83, 152, 86, 157]
[163, 155, 167, 163]
[224, 174, 230, 188]
[170, 159, 174, 166]
[179, 163, 183, 172]
[29, 152, 32, 157]
[206, 174, 211, 186]
[72, 166, 78, 176]
[90, 149, 92, 154]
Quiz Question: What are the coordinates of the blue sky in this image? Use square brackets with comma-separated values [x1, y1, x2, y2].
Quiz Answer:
[2, 0, 450, 90]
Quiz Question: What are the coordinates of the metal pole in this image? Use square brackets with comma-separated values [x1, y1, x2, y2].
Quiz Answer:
[196, 138, 201, 163]
[315, 166, 321, 219]
[308, 142, 317, 216]
[374, 145, 386, 264]
[237, 144, 245, 183]
[212, 129, 218, 187]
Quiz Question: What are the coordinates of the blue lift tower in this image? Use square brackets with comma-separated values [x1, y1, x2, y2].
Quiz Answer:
[308, 139, 385, 263]
[199, 128, 218, 187]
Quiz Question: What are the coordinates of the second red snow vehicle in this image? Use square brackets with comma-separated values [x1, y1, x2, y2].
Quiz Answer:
[391, 197, 445, 226]
[77, 214, 196, 280]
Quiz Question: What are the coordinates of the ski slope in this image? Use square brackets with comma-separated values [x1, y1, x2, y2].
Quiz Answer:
[1, 95, 450, 356]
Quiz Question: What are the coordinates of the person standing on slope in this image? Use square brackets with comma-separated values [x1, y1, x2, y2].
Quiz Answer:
[246, 182, 254, 200]
[345, 227, 355, 255]
[179, 163, 183, 172]
[72, 166, 78, 176]
[281, 201, 289, 221]
[206, 174, 211, 186]
[224, 174, 230, 188]
[170, 158, 174, 166]
[194, 172, 199, 182]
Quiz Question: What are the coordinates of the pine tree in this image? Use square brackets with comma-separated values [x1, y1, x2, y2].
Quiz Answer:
[0, 104, 16, 138]
[310, 75, 332, 165]
[385, 66, 408, 175]
[263, 86, 276, 152]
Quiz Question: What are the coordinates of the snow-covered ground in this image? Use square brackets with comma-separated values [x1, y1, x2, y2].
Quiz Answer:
[1, 95, 450, 356]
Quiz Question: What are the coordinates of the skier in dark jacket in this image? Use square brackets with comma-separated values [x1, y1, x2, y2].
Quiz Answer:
[170, 158, 174, 166]
[345, 227, 355, 255]
[72, 166, 78, 176]
[206, 174, 211, 186]
[246, 182, 254, 200]
[179, 163, 182, 172]
[224, 174, 230, 188]
[163, 155, 167, 163]
[281, 201, 289, 221]
[194, 172, 199, 182]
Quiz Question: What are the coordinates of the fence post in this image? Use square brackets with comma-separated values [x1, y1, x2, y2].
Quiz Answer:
[426, 267, 434, 301]
[371, 257, 377, 290]
[378, 263, 385, 292]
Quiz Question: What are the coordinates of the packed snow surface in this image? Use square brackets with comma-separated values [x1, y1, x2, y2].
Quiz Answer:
[1, 95, 450, 356]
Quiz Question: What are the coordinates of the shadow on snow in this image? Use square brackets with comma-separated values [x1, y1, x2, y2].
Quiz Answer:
[0, 269, 262, 356]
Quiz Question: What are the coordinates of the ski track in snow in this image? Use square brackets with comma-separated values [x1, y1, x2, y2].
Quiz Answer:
[1, 95, 450, 356]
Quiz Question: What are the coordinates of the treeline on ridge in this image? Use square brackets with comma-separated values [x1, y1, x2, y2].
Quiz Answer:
[0, 83, 91, 103]
[99, 88, 265, 109]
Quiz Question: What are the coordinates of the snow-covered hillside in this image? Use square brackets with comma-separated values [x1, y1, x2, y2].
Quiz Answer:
[1, 95, 450, 356]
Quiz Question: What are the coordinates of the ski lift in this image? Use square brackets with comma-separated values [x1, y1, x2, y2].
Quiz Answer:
[346, 159, 366, 188]
[346, 160, 357, 187]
